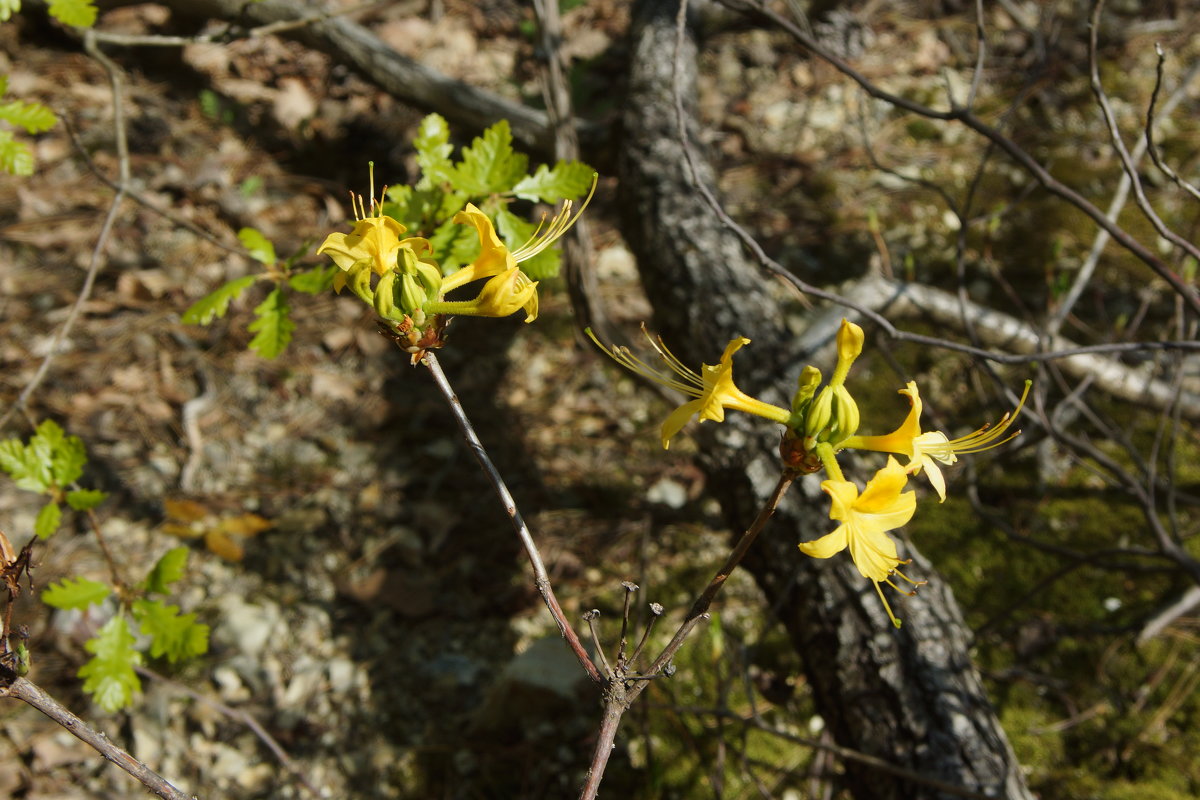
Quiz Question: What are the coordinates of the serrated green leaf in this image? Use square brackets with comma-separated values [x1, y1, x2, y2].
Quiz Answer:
[237, 227, 276, 266]
[453, 120, 528, 196]
[0, 437, 50, 491]
[43, 576, 110, 609]
[495, 207, 560, 280]
[288, 264, 337, 294]
[511, 161, 594, 203]
[67, 488, 107, 510]
[47, 435, 86, 487]
[133, 599, 210, 663]
[48, 0, 97, 27]
[429, 217, 479, 275]
[0, 3, 19, 24]
[0, 130, 33, 176]
[35, 501, 61, 539]
[79, 616, 142, 712]
[247, 288, 294, 359]
[181, 275, 258, 325]
[143, 546, 189, 595]
[0, 100, 56, 134]
[414, 113, 455, 190]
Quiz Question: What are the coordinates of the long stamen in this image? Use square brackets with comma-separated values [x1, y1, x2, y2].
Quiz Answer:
[873, 581, 902, 629]
[640, 329, 703, 390]
[510, 175, 598, 262]
[586, 329, 702, 397]
[947, 380, 1030, 453]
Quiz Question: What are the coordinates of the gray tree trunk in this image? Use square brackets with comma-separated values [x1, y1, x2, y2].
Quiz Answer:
[619, 2, 1035, 798]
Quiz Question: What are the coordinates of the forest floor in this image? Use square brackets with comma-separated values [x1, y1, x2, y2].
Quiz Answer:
[1, 1, 1199, 799]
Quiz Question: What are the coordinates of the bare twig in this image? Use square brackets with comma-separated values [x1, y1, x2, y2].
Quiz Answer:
[420, 352, 602, 684]
[135, 666, 326, 799]
[665, 704, 996, 800]
[1087, 0, 1200, 264]
[0, 30, 129, 430]
[0, 676, 193, 800]
[1146, 45, 1200, 203]
[719, 0, 1200, 315]
[577, 469, 796, 800]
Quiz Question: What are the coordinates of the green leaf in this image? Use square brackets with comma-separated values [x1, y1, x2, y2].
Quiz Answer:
[78, 616, 142, 712]
[0, 100, 57, 134]
[0, 75, 7, 95]
[414, 113, 455, 190]
[453, 119, 528, 196]
[0, 2, 20, 24]
[34, 501, 61, 539]
[44, 432, 86, 488]
[237, 227, 276, 266]
[511, 161, 594, 204]
[143, 547, 188, 595]
[247, 288, 294, 359]
[0, 437, 50, 492]
[67, 488, 107, 510]
[495, 207, 560, 280]
[288, 264, 337, 294]
[43, 576, 110, 609]
[47, 0, 97, 27]
[181, 275, 258, 325]
[429, 216, 478, 275]
[0, 130, 33, 176]
[133, 599, 210, 663]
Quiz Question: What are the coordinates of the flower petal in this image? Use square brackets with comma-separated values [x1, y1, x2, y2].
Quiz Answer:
[798, 526, 849, 559]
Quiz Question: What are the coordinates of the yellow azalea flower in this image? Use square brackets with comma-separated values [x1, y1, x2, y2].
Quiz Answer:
[435, 178, 594, 323]
[799, 456, 919, 627]
[588, 328, 792, 449]
[318, 190, 434, 301]
[430, 267, 539, 322]
[840, 380, 1029, 502]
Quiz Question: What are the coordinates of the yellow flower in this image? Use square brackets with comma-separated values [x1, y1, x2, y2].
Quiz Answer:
[318, 190, 434, 304]
[800, 456, 915, 580]
[589, 328, 792, 449]
[798, 456, 919, 627]
[839, 380, 1029, 501]
[433, 177, 594, 322]
[431, 267, 539, 321]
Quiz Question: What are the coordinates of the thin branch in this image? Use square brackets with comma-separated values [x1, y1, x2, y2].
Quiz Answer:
[1087, 0, 1200, 264]
[720, 0, 1200, 315]
[665, 704, 996, 800]
[638, 471, 794, 682]
[1146, 45, 1200, 203]
[0, 31, 129, 430]
[0, 676, 193, 800]
[135, 665, 325, 799]
[420, 352, 602, 684]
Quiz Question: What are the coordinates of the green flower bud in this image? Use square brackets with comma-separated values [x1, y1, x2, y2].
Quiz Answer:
[831, 384, 860, 443]
[373, 270, 402, 319]
[398, 272, 428, 318]
[804, 386, 834, 445]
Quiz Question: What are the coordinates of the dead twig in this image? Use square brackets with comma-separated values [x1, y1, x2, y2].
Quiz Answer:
[0, 676, 194, 800]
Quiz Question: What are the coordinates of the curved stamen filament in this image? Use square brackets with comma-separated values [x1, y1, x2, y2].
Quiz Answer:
[510, 175, 598, 263]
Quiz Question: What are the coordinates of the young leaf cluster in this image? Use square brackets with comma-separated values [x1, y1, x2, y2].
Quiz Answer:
[0, 420, 107, 539]
[182, 227, 332, 358]
[385, 113, 594, 280]
[0, 75, 57, 177]
[42, 547, 210, 712]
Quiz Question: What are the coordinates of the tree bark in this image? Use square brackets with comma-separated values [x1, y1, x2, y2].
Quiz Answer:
[619, 2, 1035, 798]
